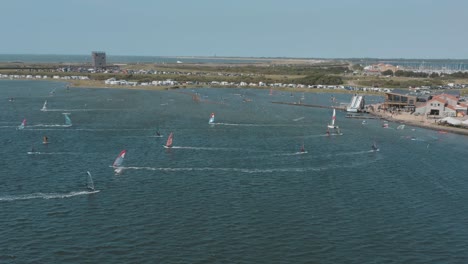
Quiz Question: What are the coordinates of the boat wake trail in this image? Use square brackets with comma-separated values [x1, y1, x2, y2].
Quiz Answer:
[328, 150, 377, 157]
[27, 152, 81, 155]
[274, 151, 308, 156]
[215, 123, 301, 127]
[0, 190, 99, 202]
[171, 146, 244, 151]
[30, 124, 72, 128]
[120, 159, 377, 174]
[293, 117, 305, 121]
[44, 109, 119, 112]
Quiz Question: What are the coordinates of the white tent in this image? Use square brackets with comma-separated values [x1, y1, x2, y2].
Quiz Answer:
[439, 117, 462, 126]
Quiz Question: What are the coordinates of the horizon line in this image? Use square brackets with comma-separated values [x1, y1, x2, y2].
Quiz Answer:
[0, 53, 467, 61]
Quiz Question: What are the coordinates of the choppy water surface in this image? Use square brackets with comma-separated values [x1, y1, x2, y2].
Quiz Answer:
[1, 80, 468, 263]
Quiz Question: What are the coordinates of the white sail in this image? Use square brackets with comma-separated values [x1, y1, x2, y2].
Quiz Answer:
[41, 100, 47, 111]
[17, 119, 26, 130]
[63, 113, 72, 126]
[208, 113, 215, 124]
[327, 109, 336, 128]
[86, 171, 95, 191]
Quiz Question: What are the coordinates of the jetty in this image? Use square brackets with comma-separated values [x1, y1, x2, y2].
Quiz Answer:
[271, 101, 346, 110]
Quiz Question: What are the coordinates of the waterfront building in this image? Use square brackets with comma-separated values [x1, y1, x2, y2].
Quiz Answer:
[383, 91, 417, 111]
[415, 94, 468, 117]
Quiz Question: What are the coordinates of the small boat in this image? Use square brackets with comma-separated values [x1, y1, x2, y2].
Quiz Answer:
[382, 121, 389, 128]
[208, 113, 215, 124]
[41, 100, 47, 111]
[113, 150, 126, 174]
[362, 120, 367, 125]
[17, 119, 26, 130]
[163, 132, 173, 149]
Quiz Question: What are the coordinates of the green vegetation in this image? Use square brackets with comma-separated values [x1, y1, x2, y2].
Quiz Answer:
[2, 61, 467, 91]
[294, 74, 343, 85]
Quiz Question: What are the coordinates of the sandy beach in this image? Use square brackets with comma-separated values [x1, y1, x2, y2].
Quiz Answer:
[369, 105, 468, 136]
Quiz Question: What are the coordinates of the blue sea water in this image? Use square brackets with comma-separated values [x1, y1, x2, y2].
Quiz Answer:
[1, 80, 468, 263]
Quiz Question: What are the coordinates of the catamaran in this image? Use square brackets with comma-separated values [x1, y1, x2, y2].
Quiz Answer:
[327, 109, 342, 135]
[17, 119, 26, 130]
[41, 100, 47, 111]
[327, 108, 337, 129]
[63, 113, 72, 127]
[113, 150, 126, 174]
[208, 113, 215, 124]
[163, 132, 173, 148]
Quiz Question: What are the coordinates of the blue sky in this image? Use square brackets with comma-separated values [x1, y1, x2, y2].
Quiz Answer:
[1, 0, 466, 58]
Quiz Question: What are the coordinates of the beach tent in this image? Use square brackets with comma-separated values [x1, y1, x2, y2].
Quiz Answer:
[439, 117, 462, 126]
[462, 119, 468, 127]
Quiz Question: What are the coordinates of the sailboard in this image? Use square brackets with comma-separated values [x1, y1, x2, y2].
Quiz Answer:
[155, 131, 163, 137]
[113, 150, 126, 174]
[371, 141, 380, 152]
[208, 113, 215, 124]
[163, 132, 173, 148]
[17, 119, 26, 130]
[63, 113, 72, 126]
[41, 100, 48, 111]
[86, 171, 95, 191]
[299, 143, 307, 154]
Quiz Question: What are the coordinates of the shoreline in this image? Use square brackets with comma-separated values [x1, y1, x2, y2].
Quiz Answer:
[368, 107, 468, 136]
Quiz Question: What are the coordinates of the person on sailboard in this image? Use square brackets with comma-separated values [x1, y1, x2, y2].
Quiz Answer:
[300, 145, 305, 153]
[371, 143, 378, 151]
[43, 136, 49, 144]
[156, 131, 161, 137]
[326, 127, 330, 136]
